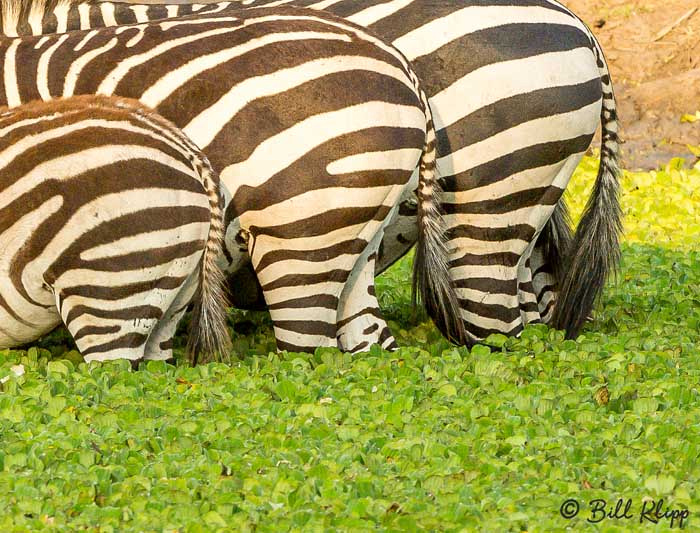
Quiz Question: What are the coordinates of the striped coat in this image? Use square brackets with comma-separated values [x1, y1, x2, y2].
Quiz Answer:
[0, 5, 465, 352]
[2, 0, 622, 343]
[0, 95, 229, 364]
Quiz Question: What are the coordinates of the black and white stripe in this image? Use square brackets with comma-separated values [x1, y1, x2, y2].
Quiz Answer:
[0, 5, 464, 352]
[0, 95, 230, 363]
[3, 0, 622, 343]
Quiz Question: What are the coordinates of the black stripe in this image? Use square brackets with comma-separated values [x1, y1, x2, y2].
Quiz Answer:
[267, 294, 338, 311]
[65, 305, 163, 326]
[448, 224, 535, 242]
[60, 277, 186, 301]
[444, 186, 563, 215]
[451, 252, 521, 268]
[413, 23, 592, 94]
[255, 240, 367, 272]
[368, 0, 577, 43]
[445, 135, 594, 192]
[274, 320, 336, 337]
[260, 270, 350, 291]
[437, 79, 602, 153]
[80, 332, 148, 356]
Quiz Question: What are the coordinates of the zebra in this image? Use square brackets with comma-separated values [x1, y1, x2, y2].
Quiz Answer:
[0, 4, 466, 352]
[2, 0, 622, 343]
[0, 94, 230, 364]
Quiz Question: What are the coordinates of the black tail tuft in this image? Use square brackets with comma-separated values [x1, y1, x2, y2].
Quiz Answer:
[411, 88, 467, 345]
[552, 37, 622, 338]
[187, 159, 232, 365]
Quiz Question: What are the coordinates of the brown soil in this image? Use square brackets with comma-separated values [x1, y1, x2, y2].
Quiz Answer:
[565, 0, 700, 169]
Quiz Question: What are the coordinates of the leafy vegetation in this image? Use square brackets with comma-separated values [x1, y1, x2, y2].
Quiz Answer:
[1, 157, 699, 532]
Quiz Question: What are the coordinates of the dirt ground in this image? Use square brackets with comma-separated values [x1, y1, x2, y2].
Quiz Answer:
[566, 0, 700, 169]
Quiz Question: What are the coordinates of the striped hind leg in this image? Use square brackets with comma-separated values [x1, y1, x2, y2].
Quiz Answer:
[335, 183, 413, 353]
[143, 269, 200, 361]
[336, 243, 396, 354]
[57, 290, 153, 365]
[249, 233, 354, 352]
[528, 244, 557, 323]
[55, 251, 204, 364]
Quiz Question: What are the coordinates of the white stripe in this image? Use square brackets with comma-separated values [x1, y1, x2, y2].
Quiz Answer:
[95, 25, 246, 97]
[56, 249, 203, 290]
[34, 36, 50, 50]
[74, 29, 100, 51]
[3, 40, 21, 107]
[257, 253, 359, 280]
[64, 38, 118, 96]
[78, 3, 92, 30]
[347, 0, 415, 27]
[140, 31, 351, 109]
[0, 128, 194, 207]
[460, 309, 521, 333]
[27, 190, 207, 298]
[37, 34, 70, 101]
[130, 5, 150, 24]
[81, 223, 208, 262]
[54, 2, 71, 33]
[444, 206, 540, 231]
[326, 148, 422, 175]
[158, 16, 240, 31]
[100, 3, 118, 27]
[308, 0, 346, 9]
[431, 47, 598, 133]
[449, 237, 529, 256]
[0, 197, 64, 321]
[217, 100, 423, 190]
[238, 187, 396, 228]
[439, 98, 600, 179]
[187, 55, 414, 148]
[450, 264, 518, 282]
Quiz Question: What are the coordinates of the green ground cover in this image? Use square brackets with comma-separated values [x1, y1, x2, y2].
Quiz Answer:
[1, 157, 699, 532]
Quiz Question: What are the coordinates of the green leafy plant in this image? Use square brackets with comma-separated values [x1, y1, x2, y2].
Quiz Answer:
[1, 157, 698, 532]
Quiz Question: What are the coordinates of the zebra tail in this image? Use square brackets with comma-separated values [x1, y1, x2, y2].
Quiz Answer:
[411, 90, 467, 345]
[551, 34, 622, 338]
[187, 156, 232, 365]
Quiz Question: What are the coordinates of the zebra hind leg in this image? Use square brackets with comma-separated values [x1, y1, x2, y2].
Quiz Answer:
[57, 291, 152, 366]
[250, 235, 351, 353]
[336, 236, 397, 354]
[143, 269, 200, 363]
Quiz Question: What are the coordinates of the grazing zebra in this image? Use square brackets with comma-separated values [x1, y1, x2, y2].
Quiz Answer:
[3, 0, 622, 343]
[0, 5, 465, 352]
[0, 95, 230, 364]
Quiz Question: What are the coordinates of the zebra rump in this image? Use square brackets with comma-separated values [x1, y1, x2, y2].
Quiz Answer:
[0, 95, 230, 363]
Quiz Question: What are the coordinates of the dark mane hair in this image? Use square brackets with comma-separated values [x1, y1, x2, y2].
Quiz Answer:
[1, 0, 95, 36]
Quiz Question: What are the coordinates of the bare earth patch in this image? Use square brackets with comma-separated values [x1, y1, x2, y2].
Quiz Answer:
[566, 0, 700, 169]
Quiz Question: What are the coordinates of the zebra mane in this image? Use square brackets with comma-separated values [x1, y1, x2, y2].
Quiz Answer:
[1, 0, 94, 36]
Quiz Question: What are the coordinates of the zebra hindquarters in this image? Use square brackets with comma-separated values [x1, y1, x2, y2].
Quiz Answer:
[443, 148, 593, 343]
[51, 181, 212, 364]
[0, 96, 226, 364]
[239, 178, 412, 354]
